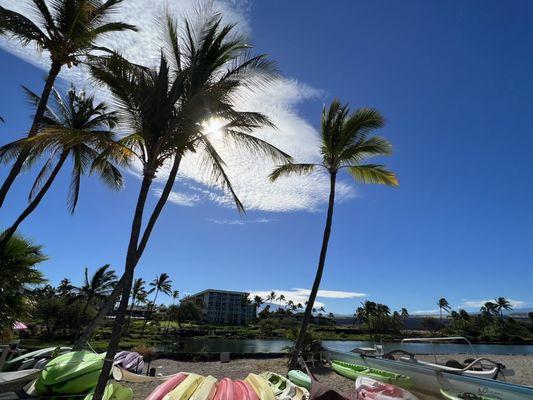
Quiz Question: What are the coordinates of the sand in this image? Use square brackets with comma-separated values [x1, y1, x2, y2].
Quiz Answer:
[122, 354, 533, 399]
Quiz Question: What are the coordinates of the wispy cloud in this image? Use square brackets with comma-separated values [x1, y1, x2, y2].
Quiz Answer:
[0, 0, 356, 213]
[151, 188, 200, 207]
[249, 288, 366, 309]
[412, 309, 439, 315]
[206, 218, 277, 225]
[460, 299, 527, 309]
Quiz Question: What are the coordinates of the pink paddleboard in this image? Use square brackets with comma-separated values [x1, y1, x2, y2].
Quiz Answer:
[146, 372, 188, 400]
[213, 378, 235, 400]
[234, 380, 260, 400]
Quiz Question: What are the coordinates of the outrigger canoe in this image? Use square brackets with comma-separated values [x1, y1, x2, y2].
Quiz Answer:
[355, 376, 419, 400]
[245, 373, 276, 400]
[34, 351, 105, 395]
[439, 389, 498, 400]
[287, 370, 311, 390]
[332, 360, 411, 389]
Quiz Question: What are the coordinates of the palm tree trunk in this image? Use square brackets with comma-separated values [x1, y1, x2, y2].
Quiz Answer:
[289, 171, 337, 370]
[141, 289, 159, 337]
[92, 170, 155, 400]
[0, 62, 62, 208]
[0, 151, 68, 251]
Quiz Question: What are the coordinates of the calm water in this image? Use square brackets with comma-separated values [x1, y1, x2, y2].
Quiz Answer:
[161, 338, 533, 355]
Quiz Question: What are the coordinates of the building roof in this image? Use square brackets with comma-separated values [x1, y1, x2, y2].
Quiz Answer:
[190, 288, 250, 297]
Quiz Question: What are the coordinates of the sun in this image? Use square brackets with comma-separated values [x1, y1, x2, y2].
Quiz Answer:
[202, 117, 225, 140]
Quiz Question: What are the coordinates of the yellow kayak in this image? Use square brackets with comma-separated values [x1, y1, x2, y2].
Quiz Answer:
[190, 375, 217, 400]
[245, 373, 276, 400]
[163, 374, 204, 400]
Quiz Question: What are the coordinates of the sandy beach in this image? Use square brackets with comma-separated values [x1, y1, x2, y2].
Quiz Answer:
[122, 354, 533, 399]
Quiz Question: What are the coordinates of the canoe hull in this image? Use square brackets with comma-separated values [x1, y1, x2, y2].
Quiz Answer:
[287, 370, 311, 390]
[332, 360, 411, 389]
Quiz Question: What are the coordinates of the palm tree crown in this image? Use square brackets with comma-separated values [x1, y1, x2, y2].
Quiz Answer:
[78, 264, 117, 301]
[150, 273, 173, 299]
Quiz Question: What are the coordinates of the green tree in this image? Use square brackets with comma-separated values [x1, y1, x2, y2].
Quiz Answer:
[494, 297, 513, 319]
[77, 264, 117, 320]
[0, 0, 135, 206]
[0, 235, 46, 335]
[0, 87, 124, 250]
[437, 298, 451, 324]
[82, 13, 290, 397]
[270, 100, 397, 368]
[141, 273, 172, 336]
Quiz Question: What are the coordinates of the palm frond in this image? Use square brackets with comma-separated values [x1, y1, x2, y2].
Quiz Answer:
[222, 129, 291, 164]
[0, 6, 48, 47]
[269, 163, 318, 181]
[29, 153, 57, 202]
[339, 136, 393, 164]
[347, 164, 398, 186]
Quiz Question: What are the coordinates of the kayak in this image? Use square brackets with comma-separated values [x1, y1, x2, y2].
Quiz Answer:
[1, 346, 72, 371]
[214, 378, 235, 400]
[332, 360, 411, 389]
[163, 373, 204, 400]
[287, 370, 311, 390]
[261, 372, 309, 400]
[190, 375, 217, 400]
[440, 389, 499, 400]
[114, 351, 144, 374]
[245, 373, 276, 400]
[235, 380, 260, 400]
[146, 372, 188, 400]
[34, 351, 105, 395]
[83, 382, 133, 400]
[355, 376, 419, 400]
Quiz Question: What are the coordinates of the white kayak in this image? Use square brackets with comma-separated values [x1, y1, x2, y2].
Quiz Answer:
[355, 377, 419, 400]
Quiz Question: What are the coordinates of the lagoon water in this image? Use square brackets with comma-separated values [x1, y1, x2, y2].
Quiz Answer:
[163, 337, 533, 355]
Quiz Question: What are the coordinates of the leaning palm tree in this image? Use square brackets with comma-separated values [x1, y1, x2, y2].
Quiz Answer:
[165, 290, 180, 333]
[0, 0, 136, 207]
[77, 264, 117, 320]
[140, 273, 172, 336]
[437, 298, 451, 324]
[0, 86, 123, 251]
[85, 12, 291, 398]
[270, 100, 398, 369]
[494, 297, 513, 319]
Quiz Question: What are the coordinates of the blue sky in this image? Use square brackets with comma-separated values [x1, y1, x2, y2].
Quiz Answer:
[0, 0, 532, 315]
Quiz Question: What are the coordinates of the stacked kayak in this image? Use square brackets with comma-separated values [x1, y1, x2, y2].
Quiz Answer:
[332, 360, 411, 389]
[356, 377, 419, 400]
[34, 351, 105, 395]
[261, 372, 309, 400]
[84, 382, 133, 400]
[113, 350, 144, 374]
[245, 373, 276, 400]
[440, 389, 498, 400]
[1, 346, 72, 371]
[287, 370, 311, 390]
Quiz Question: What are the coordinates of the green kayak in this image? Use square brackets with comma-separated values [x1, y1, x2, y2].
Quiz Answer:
[287, 369, 311, 390]
[1, 346, 71, 372]
[331, 360, 411, 389]
[84, 382, 133, 400]
[34, 351, 106, 395]
[440, 389, 499, 400]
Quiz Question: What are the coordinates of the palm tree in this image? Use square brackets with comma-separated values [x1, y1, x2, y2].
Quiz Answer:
[494, 297, 513, 319]
[253, 295, 264, 310]
[80, 13, 291, 396]
[458, 309, 470, 321]
[0, 86, 124, 251]
[57, 278, 74, 299]
[0, 234, 47, 334]
[141, 273, 172, 336]
[437, 298, 451, 324]
[278, 294, 286, 308]
[123, 278, 146, 334]
[480, 301, 498, 318]
[267, 291, 278, 305]
[0, 0, 136, 206]
[77, 264, 117, 320]
[165, 290, 180, 333]
[400, 307, 409, 320]
[270, 100, 397, 369]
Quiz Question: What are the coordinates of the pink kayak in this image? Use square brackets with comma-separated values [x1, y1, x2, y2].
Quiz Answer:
[355, 377, 419, 400]
[214, 378, 235, 400]
[146, 372, 188, 400]
[234, 380, 260, 400]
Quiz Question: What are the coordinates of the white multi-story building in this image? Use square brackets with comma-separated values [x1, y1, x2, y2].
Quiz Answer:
[188, 289, 256, 325]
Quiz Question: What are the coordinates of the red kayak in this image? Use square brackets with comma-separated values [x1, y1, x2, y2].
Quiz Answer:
[146, 372, 188, 400]
[235, 380, 259, 400]
[356, 377, 419, 400]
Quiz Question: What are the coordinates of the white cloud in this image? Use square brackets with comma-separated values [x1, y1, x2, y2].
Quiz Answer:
[152, 188, 200, 207]
[249, 288, 366, 309]
[206, 217, 277, 225]
[0, 0, 356, 213]
[460, 299, 526, 309]
[412, 309, 439, 315]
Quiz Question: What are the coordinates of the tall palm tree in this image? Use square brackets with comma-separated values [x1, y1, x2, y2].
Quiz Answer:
[165, 290, 180, 333]
[270, 100, 397, 369]
[437, 298, 451, 324]
[0, 234, 46, 334]
[77, 264, 117, 320]
[140, 273, 172, 336]
[82, 14, 291, 397]
[0, 0, 135, 206]
[480, 301, 498, 318]
[400, 307, 409, 320]
[123, 277, 146, 334]
[267, 291, 278, 305]
[494, 297, 513, 319]
[0, 86, 124, 251]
